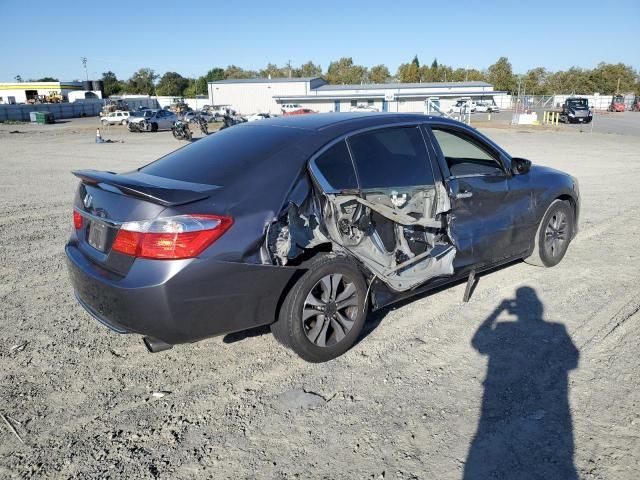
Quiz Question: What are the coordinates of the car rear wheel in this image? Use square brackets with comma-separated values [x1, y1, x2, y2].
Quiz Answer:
[525, 200, 573, 267]
[271, 253, 368, 362]
[121, 119, 127, 125]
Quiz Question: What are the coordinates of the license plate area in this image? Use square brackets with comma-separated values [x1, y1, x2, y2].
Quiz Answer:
[87, 220, 109, 252]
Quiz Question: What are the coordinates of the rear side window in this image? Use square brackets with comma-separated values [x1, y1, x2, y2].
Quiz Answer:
[313, 141, 357, 190]
[348, 127, 434, 189]
[140, 125, 307, 185]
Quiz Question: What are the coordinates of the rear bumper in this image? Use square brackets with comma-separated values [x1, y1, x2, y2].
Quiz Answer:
[66, 244, 299, 345]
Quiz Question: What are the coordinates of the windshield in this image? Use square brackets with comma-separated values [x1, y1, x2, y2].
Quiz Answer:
[132, 110, 153, 118]
[568, 99, 588, 108]
[613, 95, 624, 102]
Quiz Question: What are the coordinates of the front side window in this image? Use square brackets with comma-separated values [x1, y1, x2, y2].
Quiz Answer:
[348, 127, 434, 189]
[431, 127, 503, 177]
[313, 140, 357, 190]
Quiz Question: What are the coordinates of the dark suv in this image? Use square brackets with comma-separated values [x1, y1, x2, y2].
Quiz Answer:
[66, 113, 580, 362]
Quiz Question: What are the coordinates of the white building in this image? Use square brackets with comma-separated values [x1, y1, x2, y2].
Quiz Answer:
[0, 81, 101, 104]
[208, 77, 506, 115]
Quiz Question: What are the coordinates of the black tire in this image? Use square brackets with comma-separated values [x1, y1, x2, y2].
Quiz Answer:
[271, 253, 368, 362]
[172, 128, 180, 140]
[525, 200, 573, 267]
[151, 122, 158, 132]
[121, 119, 127, 125]
[101, 119, 109, 126]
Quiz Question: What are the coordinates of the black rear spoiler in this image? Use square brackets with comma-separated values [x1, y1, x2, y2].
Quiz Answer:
[72, 169, 214, 207]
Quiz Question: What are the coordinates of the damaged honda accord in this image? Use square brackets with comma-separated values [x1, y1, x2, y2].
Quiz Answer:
[66, 113, 580, 362]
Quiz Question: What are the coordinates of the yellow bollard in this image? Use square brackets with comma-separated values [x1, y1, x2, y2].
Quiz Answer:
[543, 111, 548, 124]
[555, 112, 559, 126]
[488, 113, 491, 121]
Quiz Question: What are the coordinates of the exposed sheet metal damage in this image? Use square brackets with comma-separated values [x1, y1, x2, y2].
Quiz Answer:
[265, 176, 457, 294]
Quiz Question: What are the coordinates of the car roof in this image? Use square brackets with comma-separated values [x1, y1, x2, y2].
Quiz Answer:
[255, 112, 460, 132]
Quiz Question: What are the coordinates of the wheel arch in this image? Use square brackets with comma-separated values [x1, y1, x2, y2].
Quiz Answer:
[554, 193, 578, 238]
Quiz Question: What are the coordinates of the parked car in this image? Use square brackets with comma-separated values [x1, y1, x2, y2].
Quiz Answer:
[246, 113, 272, 122]
[66, 113, 579, 362]
[182, 111, 215, 123]
[475, 102, 500, 113]
[449, 99, 477, 113]
[281, 103, 303, 113]
[100, 111, 130, 126]
[350, 105, 379, 112]
[128, 109, 177, 132]
[283, 108, 316, 116]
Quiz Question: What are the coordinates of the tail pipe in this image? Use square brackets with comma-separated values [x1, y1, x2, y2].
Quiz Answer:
[143, 336, 173, 353]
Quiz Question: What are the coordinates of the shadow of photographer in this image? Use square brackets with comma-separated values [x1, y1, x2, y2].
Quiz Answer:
[464, 286, 579, 480]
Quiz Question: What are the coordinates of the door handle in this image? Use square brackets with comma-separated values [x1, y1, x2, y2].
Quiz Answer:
[455, 191, 473, 199]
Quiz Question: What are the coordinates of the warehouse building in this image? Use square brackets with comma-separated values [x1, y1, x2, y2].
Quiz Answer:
[208, 77, 505, 115]
[0, 81, 103, 104]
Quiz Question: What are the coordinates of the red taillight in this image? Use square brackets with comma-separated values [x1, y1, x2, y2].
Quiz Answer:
[112, 214, 233, 260]
[73, 211, 83, 230]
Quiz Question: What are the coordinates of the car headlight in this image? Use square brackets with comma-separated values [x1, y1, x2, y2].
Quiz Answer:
[568, 112, 575, 117]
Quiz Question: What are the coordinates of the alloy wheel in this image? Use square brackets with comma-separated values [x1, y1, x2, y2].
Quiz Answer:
[544, 210, 568, 258]
[302, 273, 360, 347]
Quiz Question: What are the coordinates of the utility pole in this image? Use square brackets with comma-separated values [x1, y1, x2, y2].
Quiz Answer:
[81, 57, 89, 81]
[616, 77, 620, 94]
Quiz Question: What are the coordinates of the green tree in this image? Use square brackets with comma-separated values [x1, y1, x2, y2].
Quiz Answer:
[156, 71, 189, 96]
[259, 63, 287, 78]
[589, 62, 637, 94]
[369, 64, 391, 84]
[326, 57, 368, 84]
[294, 61, 323, 78]
[35, 77, 58, 82]
[14, 75, 22, 82]
[544, 67, 594, 94]
[397, 62, 420, 83]
[431, 58, 438, 69]
[127, 68, 158, 95]
[522, 67, 548, 95]
[487, 57, 517, 92]
[224, 65, 257, 79]
[101, 71, 123, 96]
[412, 55, 420, 69]
[203, 67, 225, 83]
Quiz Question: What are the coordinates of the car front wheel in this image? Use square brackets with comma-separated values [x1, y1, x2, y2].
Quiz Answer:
[525, 199, 573, 267]
[101, 119, 108, 126]
[271, 253, 368, 362]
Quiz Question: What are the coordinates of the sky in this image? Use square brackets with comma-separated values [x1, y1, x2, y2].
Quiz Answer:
[1, 0, 638, 82]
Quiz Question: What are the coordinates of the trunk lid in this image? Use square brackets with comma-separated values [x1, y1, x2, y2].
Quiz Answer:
[72, 170, 220, 274]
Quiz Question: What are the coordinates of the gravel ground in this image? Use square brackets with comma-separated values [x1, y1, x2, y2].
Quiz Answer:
[0, 119, 639, 479]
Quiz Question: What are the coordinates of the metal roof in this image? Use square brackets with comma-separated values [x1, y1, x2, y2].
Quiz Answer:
[315, 81, 492, 91]
[209, 77, 323, 84]
[274, 90, 505, 101]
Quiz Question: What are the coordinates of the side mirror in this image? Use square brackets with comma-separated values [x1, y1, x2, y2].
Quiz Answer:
[511, 157, 532, 175]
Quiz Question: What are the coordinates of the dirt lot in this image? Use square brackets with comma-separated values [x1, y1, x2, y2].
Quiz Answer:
[1, 119, 639, 479]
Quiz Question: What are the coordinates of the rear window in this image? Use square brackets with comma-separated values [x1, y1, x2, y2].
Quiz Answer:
[140, 125, 307, 185]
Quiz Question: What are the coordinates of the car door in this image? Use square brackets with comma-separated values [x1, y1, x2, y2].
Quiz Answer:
[425, 124, 532, 268]
[309, 125, 456, 292]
